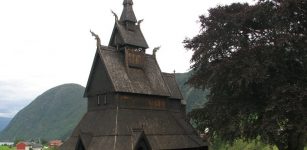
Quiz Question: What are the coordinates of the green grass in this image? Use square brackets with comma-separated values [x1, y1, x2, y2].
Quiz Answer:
[0, 146, 60, 150]
[0, 146, 15, 150]
[212, 139, 277, 150]
[211, 139, 307, 150]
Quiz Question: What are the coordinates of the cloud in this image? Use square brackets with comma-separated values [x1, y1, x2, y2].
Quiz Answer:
[0, 80, 36, 118]
[0, 100, 30, 118]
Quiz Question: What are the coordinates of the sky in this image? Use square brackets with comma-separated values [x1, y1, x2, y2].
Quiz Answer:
[0, 0, 255, 118]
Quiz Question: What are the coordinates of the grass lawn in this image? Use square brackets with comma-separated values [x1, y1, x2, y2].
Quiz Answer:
[0, 146, 15, 150]
[211, 139, 307, 150]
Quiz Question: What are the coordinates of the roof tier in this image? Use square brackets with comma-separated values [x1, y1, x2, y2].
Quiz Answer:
[60, 108, 207, 150]
[85, 46, 172, 97]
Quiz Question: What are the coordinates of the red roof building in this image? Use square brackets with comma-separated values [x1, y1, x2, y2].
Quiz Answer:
[48, 140, 63, 148]
[16, 142, 30, 150]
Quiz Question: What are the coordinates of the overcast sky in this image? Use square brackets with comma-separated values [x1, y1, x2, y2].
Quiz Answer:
[0, 0, 255, 118]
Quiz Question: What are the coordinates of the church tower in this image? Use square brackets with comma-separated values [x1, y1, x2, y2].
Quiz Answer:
[60, 0, 207, 149]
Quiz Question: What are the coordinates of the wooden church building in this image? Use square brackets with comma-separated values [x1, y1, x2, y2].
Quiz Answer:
[60, 0, 207, 149]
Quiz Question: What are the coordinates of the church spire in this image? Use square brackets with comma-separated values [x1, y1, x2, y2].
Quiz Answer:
[120, 0, 137, 23]
[123, 0, 133, 5]
[109, 0, 148, 49]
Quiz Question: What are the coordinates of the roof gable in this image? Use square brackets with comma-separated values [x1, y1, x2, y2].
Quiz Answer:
[132, 129, 152, 150]
[85, 46, 171, 97]
[76, 137, 86, 150]
[98, 47, 169, 96]
[84, 50, 115, 97]
[65, 109, 207, 149]
[109, 22, 149, 49]
[162, 73, 183, 100]
[79, 132, 93, 149]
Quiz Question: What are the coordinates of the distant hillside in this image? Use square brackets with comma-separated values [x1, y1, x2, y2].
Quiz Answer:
[0, 117, 12, 132]
[0, 84, 87, 141]
[175, 72, 209, 112]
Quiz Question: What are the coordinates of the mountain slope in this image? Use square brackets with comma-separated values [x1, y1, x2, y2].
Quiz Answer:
[175, 72, 209, 112]
[0, 83, 87, 141]
[0, 117, 12, 132]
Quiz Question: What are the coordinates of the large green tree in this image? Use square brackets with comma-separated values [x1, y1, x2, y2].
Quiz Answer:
[184, 0, 307, 150]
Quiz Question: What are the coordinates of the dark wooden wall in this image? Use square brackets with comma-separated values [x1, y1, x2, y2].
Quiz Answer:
[88, 92, 183, 112]
[86, 55, 113, 97]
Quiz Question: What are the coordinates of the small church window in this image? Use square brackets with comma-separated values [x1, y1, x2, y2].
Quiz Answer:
[104, 95, 107, 105]
[137, 48, 144, 52]
[98, 95, 107, 105]
[97, 95, 100, 105]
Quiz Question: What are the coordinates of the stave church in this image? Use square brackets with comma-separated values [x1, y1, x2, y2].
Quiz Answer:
[60, 0, 207, 149]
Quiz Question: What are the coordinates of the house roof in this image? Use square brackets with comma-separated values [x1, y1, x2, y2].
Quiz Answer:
[49, 140, 63, 145]
[109, 21, 149, 48]
[85, 46, 170, 97]
[31, 143, 43, 148]
[109, 0, 148, 48]
[79, 132, 92, 149]
[17, 142, 42, 148]
[60, 108, 206, 150]
[131, 128, 152, 149]
[162, 73, 184, 99]
[17, 141, 31, 146]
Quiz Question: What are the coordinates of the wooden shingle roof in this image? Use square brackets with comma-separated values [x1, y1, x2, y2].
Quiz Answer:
[84, 46, 171, 97]
[109, 22, 149, 49]
[120, 0, 137, 23]
[162, 73, 184, 100]
[108, 0, 148, 48]
[100, 47, 169, 96]
[61, 109, 207, 150]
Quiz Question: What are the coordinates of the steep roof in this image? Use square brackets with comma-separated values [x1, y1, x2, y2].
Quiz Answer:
[79, 132, 92, 149]
[131, 129, 152, 150]
[120, 0, 137, 23]
[60, 109, 207, 150]
[109, 0, 148, 48]
[101, 46, 169, 96]
[84, 46, 171, 97]
[162, 73, 184, 100]
[109, 22, 149, 48]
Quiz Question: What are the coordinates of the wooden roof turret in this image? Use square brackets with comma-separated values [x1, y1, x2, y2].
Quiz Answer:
[109, 0, 148, 49]
[120, 0, 137, 23]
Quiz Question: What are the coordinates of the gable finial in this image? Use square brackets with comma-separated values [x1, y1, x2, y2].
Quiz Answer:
[137, 19, 143, 26]
[90, 30, 101, 50]
[111, 10, 118, 22]
[153, 46, 161, 57]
